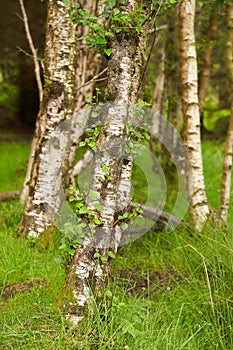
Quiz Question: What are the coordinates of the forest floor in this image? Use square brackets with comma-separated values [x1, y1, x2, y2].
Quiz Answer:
[0, 135, 233, 349]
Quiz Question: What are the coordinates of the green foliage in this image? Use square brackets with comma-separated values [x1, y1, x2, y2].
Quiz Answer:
[203, 95, 230, 136]
[117, 204, 143, 231]
[66, 0, 180, 55]
[79, 120, 102, 152]
[59, 187, 104, 266]
[0, 82, 19, 118]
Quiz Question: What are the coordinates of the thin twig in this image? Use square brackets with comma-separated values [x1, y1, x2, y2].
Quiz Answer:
[17, 46, 35, 59]
[75, 67, 108, 91]
[137, 30, 159, 98]
[18, 0, 43, 102]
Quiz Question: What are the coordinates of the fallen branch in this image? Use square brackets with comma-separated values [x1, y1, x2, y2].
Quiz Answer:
[1, 188, 185, 229]
[65, 189, 185, 228]
[135, 202, 186, 227]
[0, 190, 21, 202]
[1, 278, 48, 300]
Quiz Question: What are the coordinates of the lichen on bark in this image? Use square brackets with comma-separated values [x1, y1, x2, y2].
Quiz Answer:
[179, 0, 209, 230]
[61, 0, 152, 326]
[18, 0, 77, 237]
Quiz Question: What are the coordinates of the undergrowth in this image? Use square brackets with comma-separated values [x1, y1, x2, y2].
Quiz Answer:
[0, 139, 233, 349]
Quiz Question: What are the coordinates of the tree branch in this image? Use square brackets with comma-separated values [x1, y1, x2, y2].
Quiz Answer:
[75, 67, 108, 91]
[0, 190, 21, 201]
[18, 0, 43, 102]
[134, 202, 186, 227]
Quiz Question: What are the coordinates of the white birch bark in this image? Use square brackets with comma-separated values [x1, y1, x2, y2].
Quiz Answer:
[219, 2, 233, 221]
[20, 0, 104, 201]
[63, 0, 151, 326]
[179, 0, 209, 229]
[18, 0, 76, 237]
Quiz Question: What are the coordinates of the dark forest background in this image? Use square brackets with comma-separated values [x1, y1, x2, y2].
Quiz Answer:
[0, 0, 46, 133]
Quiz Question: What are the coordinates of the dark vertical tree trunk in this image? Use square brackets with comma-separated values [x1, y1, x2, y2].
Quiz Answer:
[198, 7, 218, 134]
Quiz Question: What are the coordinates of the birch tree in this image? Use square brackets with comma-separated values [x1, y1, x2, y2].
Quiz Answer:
[20, 0, 104, 201]
[179, 0, 210, 229]
[18, 0, 77, 237]
[198, 5, 218, 132]
[220, 1, 233, 221]
[68, 0, 106, 185]
[60, 0, 153, 326]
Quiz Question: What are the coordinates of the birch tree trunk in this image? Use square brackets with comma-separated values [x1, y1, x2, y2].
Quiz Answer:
[164, 8, 182, 159]
[179, 0, 209, 229]
[152, 35, 166, 114]
[18, 0, 77, 237]
[20, 0, 104, 201]
[68, 0, 106, 185]
[198, 7, 218, 132]
[219, 2, 233, 221]
[61, 0, 151, 326]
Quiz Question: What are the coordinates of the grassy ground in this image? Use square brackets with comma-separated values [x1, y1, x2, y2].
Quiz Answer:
[0, 139, 233, 349]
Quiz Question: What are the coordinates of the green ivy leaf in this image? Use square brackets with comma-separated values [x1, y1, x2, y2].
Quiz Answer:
[104, 48, 112, 56]
[101, 256, 107, 264]
[102, 165, 109, 173]
[85, 103, 92, 109]
[124, 145, 131, 154]
[105, 32, 114, 37]
[108, 251, 116, 259]
[94, 203, 103, 212]
[94, 218, 102, 225]
[120, 222, 129, 230]
[91, 110, 99, 118]
[96, 36, 107, 45]
[113, 8, 120, 16]
[79, 206, 88, 214]
[89, 190, 99, 200]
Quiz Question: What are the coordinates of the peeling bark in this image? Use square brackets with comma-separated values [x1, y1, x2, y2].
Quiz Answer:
[20, 0, 104, 202]
[179, 0, 209, 229]
[219, 2, 233, 221]
[63, 0, 151, 325]
[18, 0, 77, 237]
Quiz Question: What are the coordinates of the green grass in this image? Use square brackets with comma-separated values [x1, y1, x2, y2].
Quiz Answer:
[202, 140, 224, 209]
[1, 139, 233, 349]
[0, 141, 31, 192]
